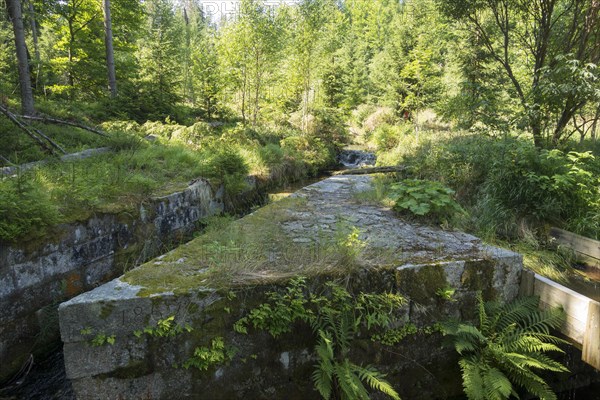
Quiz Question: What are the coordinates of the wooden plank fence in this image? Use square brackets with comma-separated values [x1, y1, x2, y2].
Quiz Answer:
[550, 227, 600, 268]
[520, 273, 600, 370]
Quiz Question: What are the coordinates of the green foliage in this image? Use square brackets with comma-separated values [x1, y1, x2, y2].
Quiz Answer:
[91, 333, 116, 347]
[236, 277, 404, 400]
[442, 294, 569, 400]
[388, 179, 464, 223]
[480, 147, 600, 237]
[435, 285, 457, 302]
[183, 337, 236, 371]
[234, 278, 312, 337]
[79, 327, 116, 346]
[0, 116, 339, 241]
[334, 225, 366, 266]
[370, 123, 413, 151]
[0, 174, 60, 241]
[384, 133, 600, 239]
[371, 324, 419, 346]
[203, 146, 250, 195]
[134, 316, 193, 338]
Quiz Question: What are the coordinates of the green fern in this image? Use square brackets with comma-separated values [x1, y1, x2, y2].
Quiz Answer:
[237, 279, 403, 400]
[442, 294, 569, 400]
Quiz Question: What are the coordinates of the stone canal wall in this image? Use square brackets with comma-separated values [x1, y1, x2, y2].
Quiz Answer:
[0, 178, 225, 383]
[59, 176, 524, 399]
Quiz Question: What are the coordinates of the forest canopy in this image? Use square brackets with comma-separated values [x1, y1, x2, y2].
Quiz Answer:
[0, 0, 598, 146]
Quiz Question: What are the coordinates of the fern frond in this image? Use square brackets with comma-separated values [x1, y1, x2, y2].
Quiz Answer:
[450, 324, 486, 354]
[313, 331, 335, 399]
[312, 365, 333, 400]
[494, 296, 540, 331]
[334, 312, 353, 354]
[334, 360, 370, 400]
[452, 296, 568, 400]
[482, 367, 513, 400]
[459, 358, 487, 400]
[315, 330, 335, 362]
[355, 365, 401, 400]
[521, 308, 565, 334]
[506, 351, 569, 373]
[506, 335, 564, 355]
[503, 363, 558, 400]
[477, 293, 491, 335]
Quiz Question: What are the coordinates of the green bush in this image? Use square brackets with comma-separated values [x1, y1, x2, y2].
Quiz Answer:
[390, 134, 600, 239]
[388, 179, 464, 224]
[258, 143, 284, 167]
[371, 123, 413, 151]
[203, 146, 250, 195]
[480, 148, 599, 236]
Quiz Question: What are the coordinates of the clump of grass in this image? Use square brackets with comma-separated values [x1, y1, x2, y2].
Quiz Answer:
[123, 196, 387, 295]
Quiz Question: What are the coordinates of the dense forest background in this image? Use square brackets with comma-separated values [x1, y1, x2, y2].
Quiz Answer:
[1, 0, 597, 143]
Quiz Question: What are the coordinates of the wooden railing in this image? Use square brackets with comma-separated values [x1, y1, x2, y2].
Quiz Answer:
[520, 271, 600, 370]
[550, 227, 600, 268]
[519, 228, 600, 370]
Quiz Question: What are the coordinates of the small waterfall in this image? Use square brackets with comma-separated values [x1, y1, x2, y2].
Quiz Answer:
[338, 149, 377, 169]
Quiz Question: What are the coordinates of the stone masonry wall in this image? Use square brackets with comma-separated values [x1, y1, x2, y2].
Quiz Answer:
[0, 178, 224, 382]
[59, 176, 524, 399]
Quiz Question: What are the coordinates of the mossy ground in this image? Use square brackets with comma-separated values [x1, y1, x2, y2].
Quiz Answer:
[123, 196, 373, 295]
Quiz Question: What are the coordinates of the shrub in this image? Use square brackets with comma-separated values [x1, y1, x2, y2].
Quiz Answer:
[388, 134, 600, 239]
[204, 146, 250, 195]
[370, 123, 413, 151]
[388, 179, 464, 224]
[362, 107, 398, 133]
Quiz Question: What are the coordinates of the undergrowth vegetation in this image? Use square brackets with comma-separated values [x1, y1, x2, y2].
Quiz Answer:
[373, 130, 600, 240]
[0, 118, 340, 242]
[234, 277, 403, 400]
[354, 107, 600, 280]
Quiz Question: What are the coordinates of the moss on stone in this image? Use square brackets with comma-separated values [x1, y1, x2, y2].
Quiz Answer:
[396, 264, 448, 305]
[122, 195, 374, 296]
[99, 302, 115, 320]
[99, 360, 152, 380]
[461, 259, 496, 299]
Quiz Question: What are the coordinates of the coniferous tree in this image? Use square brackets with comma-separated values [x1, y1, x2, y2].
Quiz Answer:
[102, 0, 117, 97]
[6, 0, 35, 115]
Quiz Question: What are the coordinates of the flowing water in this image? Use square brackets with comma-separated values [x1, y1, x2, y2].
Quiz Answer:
[337, 148, 377, 169]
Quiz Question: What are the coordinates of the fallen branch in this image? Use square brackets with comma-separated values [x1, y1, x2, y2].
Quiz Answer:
[20, 114, 108, 137]
[28, 123, 67, 154]
[0, 104, 56, 155]
[333, 166, 407, 176]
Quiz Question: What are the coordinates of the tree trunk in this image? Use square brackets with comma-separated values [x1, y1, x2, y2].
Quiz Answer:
[6, 0, 35, 116]
[592, 105, 600, 142]
[102, 0, 117, 97]
[531, 122, 544, 148]
[26, 0, 41, 88]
